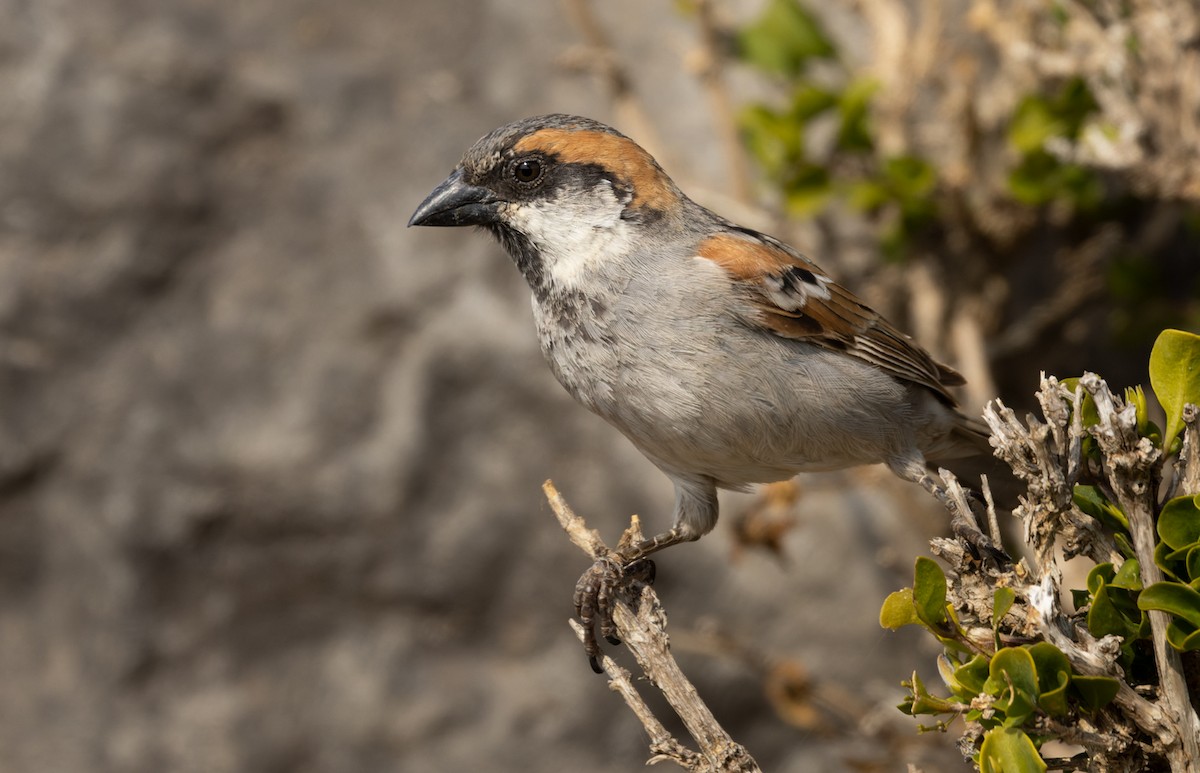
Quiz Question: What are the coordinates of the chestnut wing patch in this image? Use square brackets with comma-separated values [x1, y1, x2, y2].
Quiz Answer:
[697, 231, 963, 402]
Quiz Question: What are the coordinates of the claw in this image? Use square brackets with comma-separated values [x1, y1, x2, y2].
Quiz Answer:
[573, 554, 657, 672]
[951, 492, 1011, 569]
[628, 557, 656, 585]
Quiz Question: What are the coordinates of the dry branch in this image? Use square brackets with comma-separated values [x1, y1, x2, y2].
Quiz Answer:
[543, 481, 762, 773]
[966, 375, 1200, 770]
[1081, 375, 1200, 769]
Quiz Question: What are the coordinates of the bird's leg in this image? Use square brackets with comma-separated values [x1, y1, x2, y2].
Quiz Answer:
[573, 554, 620, 672]
[574, 480, 716, 672]
[573, 528, 685, 673]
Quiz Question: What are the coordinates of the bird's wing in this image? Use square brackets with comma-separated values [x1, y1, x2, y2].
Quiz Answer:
[696, 227, 964, 404]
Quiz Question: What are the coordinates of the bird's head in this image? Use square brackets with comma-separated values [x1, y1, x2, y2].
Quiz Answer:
[409, 115, 685, 294]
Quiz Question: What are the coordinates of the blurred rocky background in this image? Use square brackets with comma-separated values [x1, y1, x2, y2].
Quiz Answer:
[0, 0, 1196, 771]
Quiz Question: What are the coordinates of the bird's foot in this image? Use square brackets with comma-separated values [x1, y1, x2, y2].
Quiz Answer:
[952, 490, 1011, 569]
[573, 554, 656, 673]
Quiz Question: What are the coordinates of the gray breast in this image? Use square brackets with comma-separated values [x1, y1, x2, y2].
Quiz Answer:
[532, 289, 621, 415]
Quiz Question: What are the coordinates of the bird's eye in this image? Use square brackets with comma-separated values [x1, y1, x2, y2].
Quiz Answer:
[512, 158, 543, 184]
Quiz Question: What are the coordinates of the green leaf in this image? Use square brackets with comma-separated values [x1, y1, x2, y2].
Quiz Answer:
[1038, 669, 1071, 717]
[1109, 585, 1145, 622]
[1088, 584, 1138, 639]
[1158, 495, 1200, 551]
[1166, 545, 1193, 563]
[935, 634, 975, 658]
[913, 557, 948, 627]
[904, 670, 958, 715]
[954, 654, 991, 695]
[986, 648, 1040, 725]
[1124, 385, 1157, 441]
[1007, 152, 1101, 209]
[1027, 642, 1072, 717]
[1026, 642, 1070, 689]
[835, 78, 878, 153]
[783, 164, 832, 215]
[1062, 378, 1101, 428]
[1187, 546, 1200, 584]
[880, 588, 920, 629]
[1086, 563, 1115, 596]
[1008, 153, 1056, 205]
[1009, 96, 1061, 154]
[789, 84, 837, 122]
[1007, 77, 1097, 150]
[1052, 77, 1100, 133]
[738, 104, 804, 174]
[1073, 485, 1129, 532]
[994, 587, 1017, 628]
[1072, 676, 1120, 713]
[1138, 581, 1200, 629]
[1002, 691, 1038, 728]
[883, 155, 936, 200]
[736, 0, 835, 76]
[1165, 619, 1200, 652]
[848, 179, 890, 212]
[909, 691, 959, 714]
[1111, 558, 1142, 591]
[1086, 561, 1146, 639]
[1157, 540, 1186, 582]
[1149, 328, 1200, 452]
[979, 726, 1048, 773]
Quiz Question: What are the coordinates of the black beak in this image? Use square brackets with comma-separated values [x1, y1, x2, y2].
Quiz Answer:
[408, 168, 499, 227]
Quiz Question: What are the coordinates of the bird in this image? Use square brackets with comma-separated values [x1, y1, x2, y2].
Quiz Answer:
[409, 114, 999, 669]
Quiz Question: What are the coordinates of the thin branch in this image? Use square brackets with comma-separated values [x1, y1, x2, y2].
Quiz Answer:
[1176, 404, 1200, 497]
[568, 619, 707, 769]
[544, 480, 762, 773]
[1026, 576, 1169, 746]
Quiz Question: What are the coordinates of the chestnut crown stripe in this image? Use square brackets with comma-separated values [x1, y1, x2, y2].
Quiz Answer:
[512, 128, 679, 212]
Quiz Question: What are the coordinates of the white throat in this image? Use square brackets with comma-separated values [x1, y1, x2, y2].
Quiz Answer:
[503, 181, 635, 290]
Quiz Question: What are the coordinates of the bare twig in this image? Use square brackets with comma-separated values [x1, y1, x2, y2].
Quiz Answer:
[1027, 577, 1171, 748]
[934, 374, 1200, 769]
[544, 480, 762, 772]
[1176, 404, 1200, 497]
[983, 379, 1116, 570]
[568, 619, 708, 769]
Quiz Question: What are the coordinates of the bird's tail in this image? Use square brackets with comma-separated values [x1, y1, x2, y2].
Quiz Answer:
[928, 411, 1022, 509]
[924, 411, 992, 462]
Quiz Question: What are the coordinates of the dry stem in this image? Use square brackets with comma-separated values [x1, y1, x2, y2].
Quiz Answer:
[969, 375, 1200, 770]
[543, 480, 762, 772]
[1081, 375, 1200, 769]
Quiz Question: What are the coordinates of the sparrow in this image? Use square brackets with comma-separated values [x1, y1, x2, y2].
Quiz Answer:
[409, 114, 997, 669]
